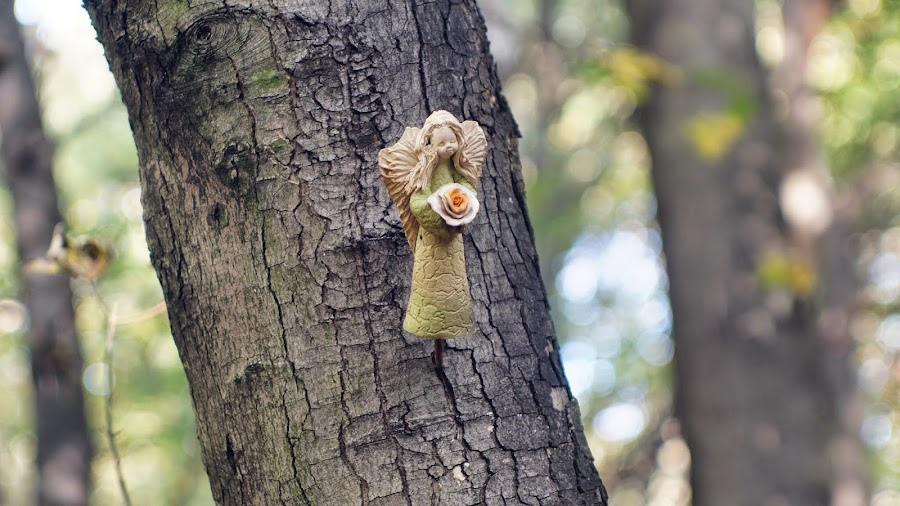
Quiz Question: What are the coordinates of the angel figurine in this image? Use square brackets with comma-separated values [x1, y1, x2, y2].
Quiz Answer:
[378, 110, 487, 368]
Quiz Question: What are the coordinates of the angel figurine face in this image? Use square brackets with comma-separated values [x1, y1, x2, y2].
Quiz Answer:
[431, 126, 459, 160]
[378, 111, 487, 355]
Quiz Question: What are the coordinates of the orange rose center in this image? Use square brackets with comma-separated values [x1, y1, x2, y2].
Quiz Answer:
[448, 189, 468, 213]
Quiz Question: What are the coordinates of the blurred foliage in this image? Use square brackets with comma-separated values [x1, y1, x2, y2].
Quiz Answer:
[814, 0, 900, 497]
[756, 250, 817, 297]
[579, 46, 682, 101]
[0, 0, 898, 505]
[25, 223, 113, 280]
[816, 0, 900, 180]
[682, 111, 747, 162]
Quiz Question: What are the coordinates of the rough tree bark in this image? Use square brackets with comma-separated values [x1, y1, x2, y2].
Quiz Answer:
[0, 2, 92, 505]
[627, 0, 859, 505]
[84, 1, 607, 505]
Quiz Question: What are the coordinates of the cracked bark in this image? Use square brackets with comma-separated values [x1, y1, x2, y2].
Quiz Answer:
[84, 1, 607, 505]
[0, 2, 92, 505]
[627, 0, 860, 504]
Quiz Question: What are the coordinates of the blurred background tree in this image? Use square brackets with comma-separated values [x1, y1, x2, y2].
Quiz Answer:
[0, 0, 897, 504]
[0, 0, 91, 503]
[626, 0, 860, 503]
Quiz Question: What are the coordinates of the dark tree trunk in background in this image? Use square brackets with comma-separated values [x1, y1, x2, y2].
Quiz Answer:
[85, 1, 606, 504]
[627, 0, 860, 504]
[0, 2, 92, 505]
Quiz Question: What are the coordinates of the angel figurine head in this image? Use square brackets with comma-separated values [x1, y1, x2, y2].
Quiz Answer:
[410, 110, 482, 192]
[378, 111, 487, 365]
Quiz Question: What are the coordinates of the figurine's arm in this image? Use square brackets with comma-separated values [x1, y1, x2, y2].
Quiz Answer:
[410, 189, 454, 240]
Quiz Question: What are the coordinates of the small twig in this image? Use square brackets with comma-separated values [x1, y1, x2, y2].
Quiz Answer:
[115, 301, 166, 325]
[92, 281, 133, 506]
[105, 307, 132, 506]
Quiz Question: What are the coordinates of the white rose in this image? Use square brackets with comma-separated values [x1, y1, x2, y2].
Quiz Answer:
[427, 183, 480, 227]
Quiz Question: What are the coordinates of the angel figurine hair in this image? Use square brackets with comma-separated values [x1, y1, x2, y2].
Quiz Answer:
[378, 111, 487, 366]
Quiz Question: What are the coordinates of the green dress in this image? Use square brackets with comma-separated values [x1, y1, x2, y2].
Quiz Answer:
[403, 161, 476, 339]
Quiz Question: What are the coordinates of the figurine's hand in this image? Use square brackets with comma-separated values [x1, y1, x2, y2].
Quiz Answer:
[427, 183, 479, 227]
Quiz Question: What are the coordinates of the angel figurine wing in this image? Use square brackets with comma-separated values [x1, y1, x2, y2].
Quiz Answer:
[378, 127, 421, 250]
[459, 120, 487, 184]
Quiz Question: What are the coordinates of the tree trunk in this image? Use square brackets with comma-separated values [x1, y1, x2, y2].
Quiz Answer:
[0, 2, 92, 505]
[627, 0, 857, 504]
[84, 1, 607, 504]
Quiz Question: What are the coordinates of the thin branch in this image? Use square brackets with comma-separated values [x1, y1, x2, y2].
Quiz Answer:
[93, 282, 133, 506]
[115, 301, 167, 325]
